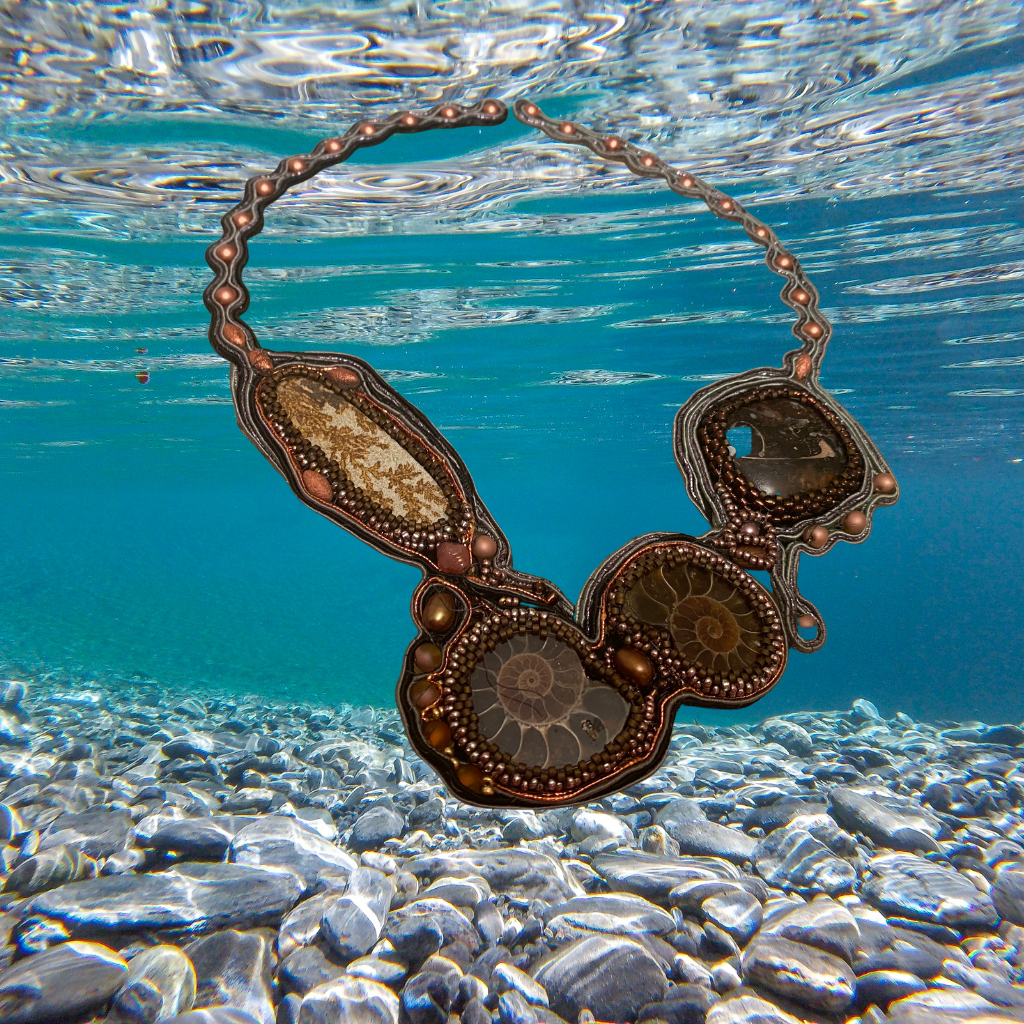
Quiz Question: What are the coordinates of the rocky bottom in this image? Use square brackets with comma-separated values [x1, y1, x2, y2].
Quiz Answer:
[1, 673, 1023, 1024]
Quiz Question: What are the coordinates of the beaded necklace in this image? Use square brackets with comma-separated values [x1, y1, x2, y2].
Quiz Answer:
[204, 99, 898, 808]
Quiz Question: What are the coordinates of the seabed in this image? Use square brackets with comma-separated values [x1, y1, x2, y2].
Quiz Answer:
[0, 671, 1022, 1024]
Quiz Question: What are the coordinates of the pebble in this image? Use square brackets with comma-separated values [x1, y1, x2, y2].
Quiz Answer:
[0, 940, 128, 1023]
[855, 969, 929, 1010]
[231, 816, 357, 891]
[828, 788, 943, 854]
[278, 943, 347, 996]
[106, 944, 198, 1023]
[742, 934, 857, 1012]
[532, 934, 669, 1023]
[350, 807, 405, 851]
[992, 869, 1024, 926]
[706, 993, 803, 1024]
[758, 896, 860, 963]
[702, 889, 763, 945]
[862, 852, 999, 928]
[147, 819, 234, 861]
[638, 983, 719, 1024]
[663, 819, 757, 864]
[184, 928, 276, 1024]
[298, 975, 399, 1024]
[593, 851, 741, 904]
[28, 862, 304, 936]
[543, 892, 676, 941]
[751, 825, 856, 895]
[321, 866, 396, 960]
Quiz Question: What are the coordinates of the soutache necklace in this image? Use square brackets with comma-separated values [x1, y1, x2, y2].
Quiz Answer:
[203, 99, 898, 809]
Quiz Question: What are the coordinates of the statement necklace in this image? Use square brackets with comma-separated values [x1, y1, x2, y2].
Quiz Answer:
[204, 99, 898, 808]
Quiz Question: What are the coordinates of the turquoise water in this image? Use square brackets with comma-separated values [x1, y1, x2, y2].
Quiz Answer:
[2, 3, 1023, 722]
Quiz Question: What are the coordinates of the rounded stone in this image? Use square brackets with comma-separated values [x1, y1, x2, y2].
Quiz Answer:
[425, 722, 451, 749]
[409, 680, 441, 710]
[302, 470, 333, 503]
[0, 940, 129, 1023]
[614, 647, 653, 686]
[805, 525, 829, 548]
[436, 543, 471, 575]
[422, 592, 457, 632]
[457, 765, 484, 793]
[414, 643, 442, 673]
[843, 510, 867, 535]
[472, 534, 498, 560]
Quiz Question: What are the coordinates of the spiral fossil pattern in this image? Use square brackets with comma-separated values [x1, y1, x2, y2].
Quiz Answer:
[470, 634, 629, 769]
[623, 562, 764, 674]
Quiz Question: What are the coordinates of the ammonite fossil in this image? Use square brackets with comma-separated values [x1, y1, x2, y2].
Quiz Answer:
[203, 98, 898, 808]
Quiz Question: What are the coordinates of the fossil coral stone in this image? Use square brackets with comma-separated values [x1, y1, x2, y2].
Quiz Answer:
[470, 634, 629, 768]
[623, 561, 764, 675]
[275, 376, 449, 525]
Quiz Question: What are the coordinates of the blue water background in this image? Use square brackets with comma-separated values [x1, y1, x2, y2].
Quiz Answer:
[1, 5, 1023, 723]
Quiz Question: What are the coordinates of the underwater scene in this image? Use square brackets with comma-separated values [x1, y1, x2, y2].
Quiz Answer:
[2, 2, 1024, 1023]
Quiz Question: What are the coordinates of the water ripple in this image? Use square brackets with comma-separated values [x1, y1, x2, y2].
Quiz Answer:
[0, 2, 1021, 240]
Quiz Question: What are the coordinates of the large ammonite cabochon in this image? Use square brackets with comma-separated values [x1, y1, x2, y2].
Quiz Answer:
[401, 538, 786, 807]
[697, 385, 865, 527]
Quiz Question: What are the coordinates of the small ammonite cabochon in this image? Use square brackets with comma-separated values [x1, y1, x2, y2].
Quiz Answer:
[254, 365, 482, 571]
[604, 539, 787, 705]
[697, 385, 866, 527]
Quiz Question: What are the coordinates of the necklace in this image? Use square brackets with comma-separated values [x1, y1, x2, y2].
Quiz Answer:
[204, 99, 898, 808]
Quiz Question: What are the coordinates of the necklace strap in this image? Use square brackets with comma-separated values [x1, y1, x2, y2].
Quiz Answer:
[205, 97, 827, 386]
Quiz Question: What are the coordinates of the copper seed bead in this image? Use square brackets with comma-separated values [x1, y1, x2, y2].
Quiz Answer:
[256, 180, 274, 196]
[720, 200, 733, 211]
[289, 159, 305, 172]
[409, 679, 440, 709]
[873, 472, 897, 494]
[561, 123, 575, 134]
[361, 124, 376, 135]
[615, 647, 653, 686]
[525, 104, 538, 116]
[483, 102, 499, 114]
[798, 614, 816, 629]
[472, 533, 497, 560]
[217, 244, 236, 261]
[414, 642, 443, 673]
[794, 353, 812, 379]
[457, 765, 484, 792]
[214, 286, 237, 305]
[791, 288, 809, 304]
[776, 255, 792, 269]
[422, 592, 457, 632]
[843, 510, 867, 535]
[234, 212, 251, 226]
[642, 156, 655, 166]
[425, 721, 451, 749]
[442, 107, 457, 118]
[403, 115, 418, 126]
[739, 522, 760, 539]
[327, 140, 342, 152]
[805, 322, 823, 339]
[607, 138, 621, 149]
[805, 525, 829, 549]
[681, 177, 694, 187]
[756, 227, 767, 238]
